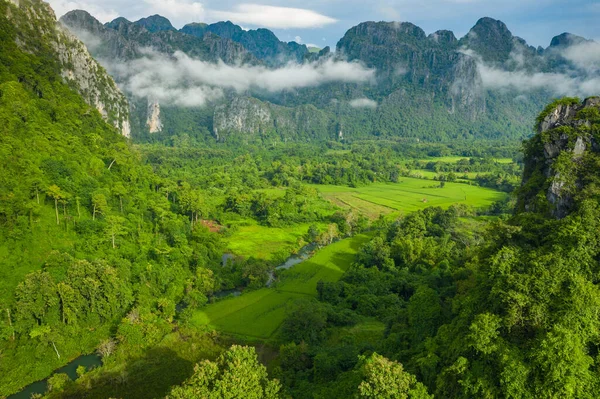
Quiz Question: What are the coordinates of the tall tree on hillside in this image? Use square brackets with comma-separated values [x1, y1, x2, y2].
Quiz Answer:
[105, 215, 127, 249]
[46, 185, 65, 225]
[92, 193, 108, 220]
[112, 183, 128, 213]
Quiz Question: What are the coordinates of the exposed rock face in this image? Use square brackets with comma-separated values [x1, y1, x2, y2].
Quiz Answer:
[213, 97, 333, 142]
[214, 97, 272, 140]
[146, 100, 163, 133]
[55, 26, 131, 136]
[519, 98, 600, 218]
[6, 0, 131, 136]
[336, 21, 485, 116]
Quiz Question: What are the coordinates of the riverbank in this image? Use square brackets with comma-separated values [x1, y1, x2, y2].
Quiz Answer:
[190, 234, 372, 341]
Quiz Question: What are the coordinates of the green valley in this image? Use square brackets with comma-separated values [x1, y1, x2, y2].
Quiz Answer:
[192, 234, 371, 340]
[2, 0, 600, 398]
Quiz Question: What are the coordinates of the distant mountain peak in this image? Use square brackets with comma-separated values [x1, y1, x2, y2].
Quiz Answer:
[61, 10, 112, 39]
[428, 30, 457, 46]
[134, 14, 176, 32]
[106, 16, 132, 30]
[549, 32, 591, 48]
[460, 17, 515, 64]
[180, 22, 209, 37]
[183, 20, 308, 66]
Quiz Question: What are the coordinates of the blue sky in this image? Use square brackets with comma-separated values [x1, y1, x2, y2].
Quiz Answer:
[48, 0, 600, 49]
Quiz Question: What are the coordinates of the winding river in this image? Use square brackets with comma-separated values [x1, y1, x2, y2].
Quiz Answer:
[8, 354, 102, 399]
[10, 243, 320, 398]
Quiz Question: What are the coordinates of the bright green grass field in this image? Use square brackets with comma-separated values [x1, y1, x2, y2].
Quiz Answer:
[224, 220, 327, 260]
[313, 177, 507, 217]
[276, 234, 371, 296]
[191, 234, 371, 339]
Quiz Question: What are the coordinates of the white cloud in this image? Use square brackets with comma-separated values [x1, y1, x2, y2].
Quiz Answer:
[349, 98, 378, 109]
[462, 42, 600, 97]
[210, 4, 337, 29]
[561, 41, 600, 74]
[294, 36, 302, 44]
[106, 49, 374, 107]
[47, 0, 118, 22]
[477, 64, 600, 97]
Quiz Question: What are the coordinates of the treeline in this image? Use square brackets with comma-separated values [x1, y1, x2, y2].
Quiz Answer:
[273, 165, 600, 397]
[142, 140, 523, 193]
[269, 207, 469, 398]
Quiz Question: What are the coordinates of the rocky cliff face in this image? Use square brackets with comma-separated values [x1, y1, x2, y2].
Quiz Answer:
[6, 0, 131, 136]
[335, 21, 485, 116]
[55, 26, 131, 136]
[518, 97, 600, 218]
[146, 100, 163, 133]
[214, 97, 333, 142]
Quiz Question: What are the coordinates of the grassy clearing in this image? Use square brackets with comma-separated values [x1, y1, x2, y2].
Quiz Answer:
[277, 234, 371, 296]
[224, 220, 327, 260]
[191, 290, 304, 339]
[313, 177, 506, 217]
[326, 320, 386, 347]
[191, 234, 371, 340]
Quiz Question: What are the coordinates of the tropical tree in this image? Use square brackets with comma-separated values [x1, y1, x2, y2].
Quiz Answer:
[166, 345, 281, 399]
[46, 184, 65, 225]
[105, 215, 127, 249]
[357, 353, 432, 399]
[92, 193, 109, 220]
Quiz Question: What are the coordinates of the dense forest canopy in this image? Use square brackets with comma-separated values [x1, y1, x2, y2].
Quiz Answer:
[2, 0, 600, 398]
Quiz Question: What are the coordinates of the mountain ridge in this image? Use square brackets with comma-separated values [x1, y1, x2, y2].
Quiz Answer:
[59, 11, 597, 143]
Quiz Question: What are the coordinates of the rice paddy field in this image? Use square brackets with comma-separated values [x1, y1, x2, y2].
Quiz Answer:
[190, 234, 371, 340]
[192, 176, 506, 340]
[311, 177, 507, 219]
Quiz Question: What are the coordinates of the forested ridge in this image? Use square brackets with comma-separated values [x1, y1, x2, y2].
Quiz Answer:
[2, 0, 600, 398]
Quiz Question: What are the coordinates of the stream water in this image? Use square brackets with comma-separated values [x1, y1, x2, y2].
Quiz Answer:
[8, 354, 102, 399]
[11, 244, 319, 398]
[216, 242, 319, 295]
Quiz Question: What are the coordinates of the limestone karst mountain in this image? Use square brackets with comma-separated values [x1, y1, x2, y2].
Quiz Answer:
[59, 11, 598, 143]
[518, 97, 600, 218]
[6, 0, 130, 136]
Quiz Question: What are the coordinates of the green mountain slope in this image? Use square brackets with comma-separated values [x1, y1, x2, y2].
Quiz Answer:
[0, 1, 223, 395]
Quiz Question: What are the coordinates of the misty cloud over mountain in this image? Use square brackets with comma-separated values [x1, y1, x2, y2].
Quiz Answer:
[60, 11, 600, 142]
[464, 42, 600, 98]
[104, 49, 374, 107]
